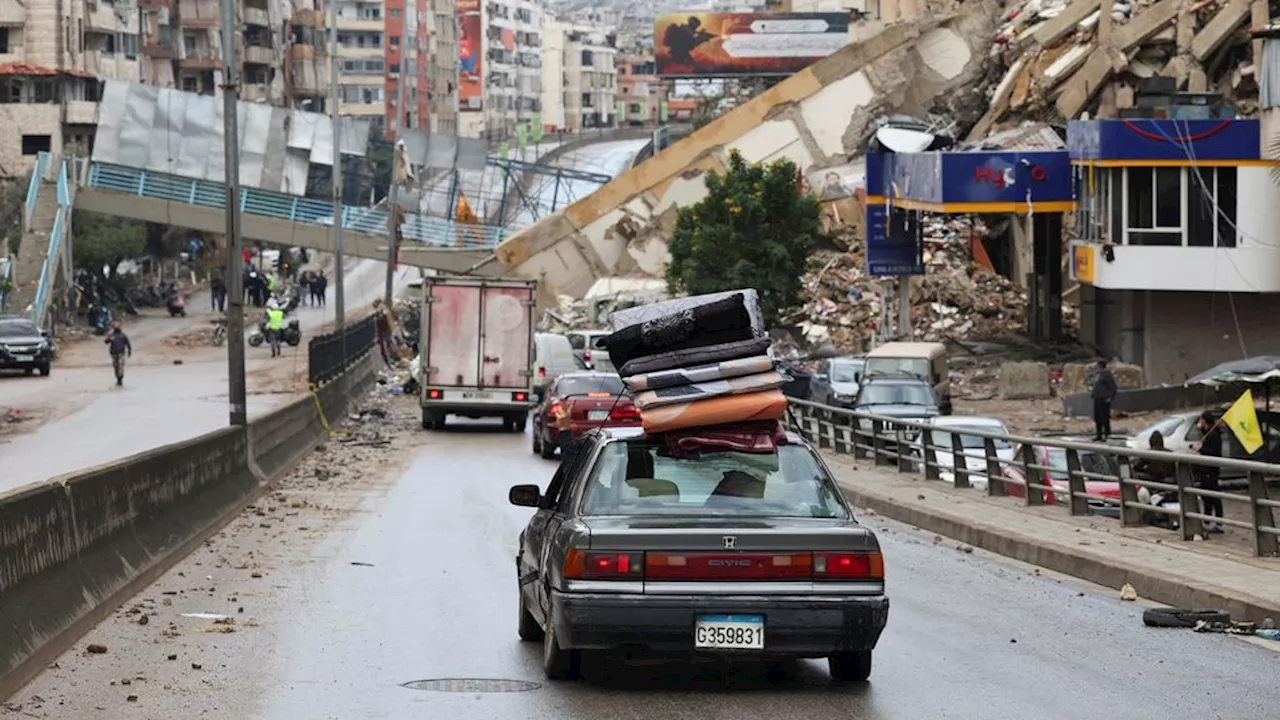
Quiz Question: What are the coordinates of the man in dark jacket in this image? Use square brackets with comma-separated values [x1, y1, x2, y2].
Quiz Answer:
[210, 274, 227, 313]
[104, 321, 132, 386]
[1191, 411, 1225, 533]
[1091, 360, 1117, 441]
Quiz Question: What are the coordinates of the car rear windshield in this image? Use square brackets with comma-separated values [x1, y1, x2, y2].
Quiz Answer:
[1045, 449, 1120, 481]
[830, 360, 863, 383]
[581, 441, 850, 519]
[0, 321, 39, 338]
[934, 427, 1013, 450]
[557, 375, 625, 397]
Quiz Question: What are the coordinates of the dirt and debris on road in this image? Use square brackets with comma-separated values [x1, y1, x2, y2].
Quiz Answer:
[1, 389, 428, 719]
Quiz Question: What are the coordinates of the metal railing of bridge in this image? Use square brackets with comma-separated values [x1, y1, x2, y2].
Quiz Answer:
[85, 162, 509, 249]
[23, 152, 48, 231]
[786, 398, 1280, 557]
[30, 154, 72, 328]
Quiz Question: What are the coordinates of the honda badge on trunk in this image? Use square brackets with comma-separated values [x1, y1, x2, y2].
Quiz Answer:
[722, 536, 736, 550]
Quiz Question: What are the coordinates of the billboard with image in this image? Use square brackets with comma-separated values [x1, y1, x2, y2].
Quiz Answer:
[458, 0, 482, 112]
[655, 12, 848, 78]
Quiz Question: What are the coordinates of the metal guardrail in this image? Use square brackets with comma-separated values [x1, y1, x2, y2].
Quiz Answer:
[30, 154, 72, 329]
[23, 152, 47, 231]
[85, 162, 508, 249]
[786, 398, 1280, 557]
[308, 314, 377, 386]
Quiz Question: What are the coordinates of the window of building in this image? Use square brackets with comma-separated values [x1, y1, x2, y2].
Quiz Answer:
[390, 36, 399, 47]
[389, 9, 400, 18]
[21, 135, 52, 156]
[183, 33, 198, 56]
[181, 76, 198, 92]
[1125, 166, 1182, 246]
[121, 33, 138, 59]
[359, 5, 382, 20]
[0, 28, 9, 54]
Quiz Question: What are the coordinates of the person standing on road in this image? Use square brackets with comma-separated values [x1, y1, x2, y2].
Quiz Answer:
[265, 302, 285, 358]
[103, 321, 132, 387]
[1090, 360, 1117, 442]
[315, 271, 328, 307]
[1191, 411, 1226, 534]
[210, 273, 227, 313]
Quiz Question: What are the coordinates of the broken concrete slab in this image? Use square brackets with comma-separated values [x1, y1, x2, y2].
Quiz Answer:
[1055, 47, 1124, 118]
[1111, 0, 1180, 51]
[1033, 0, 1103, 46]
[1000, 361, 1051, 400]
[1044, 44, 1093, 87]
[1191, 0, 1253, 61]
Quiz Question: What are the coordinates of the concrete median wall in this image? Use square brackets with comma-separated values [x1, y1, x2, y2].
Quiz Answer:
[0, 352, 377, 699]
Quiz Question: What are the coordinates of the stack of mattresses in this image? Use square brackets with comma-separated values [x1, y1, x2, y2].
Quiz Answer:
[602, 290, 786, 435]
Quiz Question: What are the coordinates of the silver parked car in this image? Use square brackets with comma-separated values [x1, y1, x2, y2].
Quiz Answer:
[509, 426, 890, 682]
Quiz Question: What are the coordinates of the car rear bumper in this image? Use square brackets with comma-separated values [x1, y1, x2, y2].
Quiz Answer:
[550, 590, 889, 657]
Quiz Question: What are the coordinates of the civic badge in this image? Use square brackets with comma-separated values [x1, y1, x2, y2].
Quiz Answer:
[722, 536, 737, 550]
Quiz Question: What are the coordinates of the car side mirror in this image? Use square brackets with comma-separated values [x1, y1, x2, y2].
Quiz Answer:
[815, 373, 828, 382]
[40, 330, 49, 338]
[508, 484, 541, 508]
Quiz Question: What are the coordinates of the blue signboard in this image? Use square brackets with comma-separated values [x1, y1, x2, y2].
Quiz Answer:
[886, 150, 1073, 208]
[1068, 119, 1261, 163]
[866, 205, 924, 276]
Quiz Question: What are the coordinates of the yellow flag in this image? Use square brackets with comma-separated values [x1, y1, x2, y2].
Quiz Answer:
[1222, 389, 1265, 454]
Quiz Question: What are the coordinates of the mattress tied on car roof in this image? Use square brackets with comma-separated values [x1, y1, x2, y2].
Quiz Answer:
[601, 289, 786, 443]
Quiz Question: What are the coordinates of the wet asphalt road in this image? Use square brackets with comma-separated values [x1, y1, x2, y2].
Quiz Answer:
[235, 420, 1277, 720]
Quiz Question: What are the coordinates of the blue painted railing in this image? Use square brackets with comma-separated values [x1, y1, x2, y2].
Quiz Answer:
[30, 156, 72, 327]
[86, 163, 508, 249]
[23, 152, 48, 230]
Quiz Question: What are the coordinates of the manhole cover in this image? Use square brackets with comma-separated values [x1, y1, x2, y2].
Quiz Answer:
[401, 678, 541, 693]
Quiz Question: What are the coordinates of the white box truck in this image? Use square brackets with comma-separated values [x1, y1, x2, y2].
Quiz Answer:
[419, 276, 537, 431]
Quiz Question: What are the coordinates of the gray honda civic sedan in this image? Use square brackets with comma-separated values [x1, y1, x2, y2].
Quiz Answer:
[509, 426, 890, 682]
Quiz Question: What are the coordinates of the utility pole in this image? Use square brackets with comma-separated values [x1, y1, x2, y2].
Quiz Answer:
[385, 0, 410, 309]
[328, 0, 345, 330]
[219, 0, 247, 426]
[898, 277, 912, 340]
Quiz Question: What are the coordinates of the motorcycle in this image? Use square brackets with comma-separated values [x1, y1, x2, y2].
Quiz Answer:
[88, 303, 113, 335]
[248, 318, 301, 348]
[166, 286, 187, 318]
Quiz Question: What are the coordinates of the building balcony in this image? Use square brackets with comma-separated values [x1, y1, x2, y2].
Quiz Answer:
[241, 82, 272, 102]
[340, 102, 385, 117]
[243, 45, 274, 65]
[1073, 243, 1280, 293]
[179, 15, 220, 27]
[180, 53, 221, 70]
[138, 0, 171, 7]
[0, 2, 26, 25]
[336, 17, 383, 31]
[142, 40, 175, 59]
[64, 99, 99, 125]
[243, 6, 270, 26]
[337, 45, 383, 58]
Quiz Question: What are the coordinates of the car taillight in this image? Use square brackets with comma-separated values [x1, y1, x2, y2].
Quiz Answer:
[538, 367, 546, 379]
[583, 348, 592, 361]
[609, 406, 641, 422]
[563, 550, 643, 579]
[813, 552, 884, 581]
[427, 388, 442, 400]
[512, 391, 528, 402]
[548, 401, 564, 417]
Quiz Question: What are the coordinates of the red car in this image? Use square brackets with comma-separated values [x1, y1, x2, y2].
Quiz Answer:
[532, 372, 640, 459]
[1000, 442, 1122, 516]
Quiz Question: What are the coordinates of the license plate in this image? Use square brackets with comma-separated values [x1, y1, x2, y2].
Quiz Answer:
[461, 391, 492, 400]
[694, 614, 764, 650]
[587, 410, 609, 421]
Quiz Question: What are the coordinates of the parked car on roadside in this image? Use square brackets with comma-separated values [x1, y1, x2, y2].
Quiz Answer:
[1127, 409, 1280, 468]
[0, 317, 53, 377]
[919, 415, 1015, 487]
[999, 440, 1122, 516]
[809, 356, 866, 408]
[509, 426, 890, 682]
[531, 372, 640, 459]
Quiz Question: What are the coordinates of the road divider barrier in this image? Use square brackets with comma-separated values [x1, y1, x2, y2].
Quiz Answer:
[309, 314, 378, 386]
[785, 398, 1279, 557]
[0, 350, 377, 700]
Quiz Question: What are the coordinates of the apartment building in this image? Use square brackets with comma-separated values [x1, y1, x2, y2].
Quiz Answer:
[0, 0, 140, 177]
[457, 0, 540, 139]
[424, 0, 458, 135]
[541, 19, 615, 133]
[616, 53, 664, 127]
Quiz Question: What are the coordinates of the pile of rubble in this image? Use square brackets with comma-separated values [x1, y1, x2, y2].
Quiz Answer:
[970, 0, 1266, 135]
[792, 217, 1079, 354]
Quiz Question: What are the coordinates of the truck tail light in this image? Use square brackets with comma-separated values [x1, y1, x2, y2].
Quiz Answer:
[538, 366, 546, 379]
[512, 391, 528, 402]
[563, 550, 643, 579]
[813, 552, 884, 581]
[427, 388, 442, 400]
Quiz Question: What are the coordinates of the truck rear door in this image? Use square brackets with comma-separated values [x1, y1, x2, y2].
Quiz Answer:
[479, 285, 532, 389]
[426, 282, 481, 387]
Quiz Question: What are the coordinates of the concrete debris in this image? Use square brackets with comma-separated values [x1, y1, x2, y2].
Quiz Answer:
[788, 218, 1079, 355]
[969, 0, 1266, 134]
[1120, 582, 1138, 601]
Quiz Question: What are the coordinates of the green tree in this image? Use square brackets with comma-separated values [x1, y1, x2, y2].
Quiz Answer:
[1, 175, 28, 256]
[71, 211, 146, 276]
[665, 150, 820, 325]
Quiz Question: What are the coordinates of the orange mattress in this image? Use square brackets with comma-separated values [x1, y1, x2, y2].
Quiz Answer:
[640, 389, 788, 434]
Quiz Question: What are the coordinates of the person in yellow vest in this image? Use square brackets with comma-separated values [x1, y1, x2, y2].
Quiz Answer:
[266, 272, 278, 297]
[265, 300, 285, 358]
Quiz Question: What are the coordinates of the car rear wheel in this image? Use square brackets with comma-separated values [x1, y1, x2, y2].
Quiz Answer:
[828, 650, 872, 682]
[539, 430, 556, 460]
[531, 425, 543, 454]
[512, 415, 528, 433]
[517, 589, 543, 642]
[542, 622, 580, 681]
